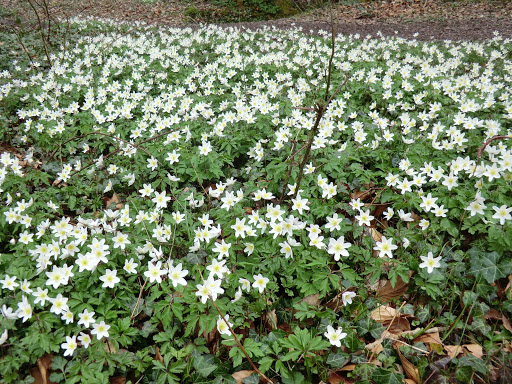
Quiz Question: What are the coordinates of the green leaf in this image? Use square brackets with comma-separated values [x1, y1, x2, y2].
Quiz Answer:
[469, 249, 507, 283]
[503, 300, 512, 314]
[462, 291, 478, 307]
[343, 332, 364, 352]
[242, 373, 260, 384]
[440, 218, 458, 237]
[456, 366, 473, 383]
[281, 371, 305, 384]
[371, 368, 404, 384]
[458, 355, 488, 374]
[326, 352, 350, 368]
[192, 350, 217, 378]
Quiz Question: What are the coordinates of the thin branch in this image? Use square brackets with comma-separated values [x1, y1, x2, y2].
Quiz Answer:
[471, 135, 512, 176]
[210, 300, 273, 384]
[476, 135, 512, 160]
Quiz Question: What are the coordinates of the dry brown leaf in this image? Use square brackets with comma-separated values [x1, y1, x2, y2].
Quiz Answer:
[302, 293, 321, 306]
[328, 372, 344, 384]
[404, 380, 417, 384]
[232, 370, 256, 384]
[105, 339, 117, 353]
[110, 377, 126, 384]
[264, 309, 278, 330]
[371, 306, 397, 322]
[415, 332, 443, 345]
[484, 308, 501, 320]
[394, 344, 421, 383]
[464, 344, 483, 359]
[366, 339, 384, 355]
[502, 314, 512, 332]
[105, 192, 121, 209]
[35, 354, 54, 384]
[340, 364, 357, 371]
[369, 227, 383, 243]
[445, 345, 464, 358]
[155, 346, 164, 363]
[505, 275, 512, 298]
[370, 306, 411, 333]
[378, 276, 409, 302]
[350, 188, 374, 201]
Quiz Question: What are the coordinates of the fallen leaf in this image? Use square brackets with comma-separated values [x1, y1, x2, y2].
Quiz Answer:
[394, 344, 421, 383]
[369, 227, 383, 243]
[484, 308, 501, 320]
[464, 344, 483, 359]
[36, 354, 53, 384]
[105, 192, 121, 209]
[328, 372, 343, 384]
[155, 346, 164, 363]
[340, 364, 357, 371]
[502, 314, 512, 332]
[302, 293, 321, 306]
[371, 306, 411, 333]
[232, 370, 256, 384]
[415, 332, 443, 345]
[378, 276, 409, 302]
[263, 309, 278, 330]
[404, 380, 417, 384]
[445, 345, 464, 358]
[371, 306, 397, 322]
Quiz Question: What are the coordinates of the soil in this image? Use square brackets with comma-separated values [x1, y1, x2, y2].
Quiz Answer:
[1, 0, 512, 41]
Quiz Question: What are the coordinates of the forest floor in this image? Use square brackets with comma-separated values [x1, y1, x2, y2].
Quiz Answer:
[1, 0, 512, 41]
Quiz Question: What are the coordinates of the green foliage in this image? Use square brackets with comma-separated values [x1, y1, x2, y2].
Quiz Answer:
[0, 15, 511, 384]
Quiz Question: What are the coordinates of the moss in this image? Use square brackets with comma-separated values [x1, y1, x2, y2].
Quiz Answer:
[275, 0, 300, 16]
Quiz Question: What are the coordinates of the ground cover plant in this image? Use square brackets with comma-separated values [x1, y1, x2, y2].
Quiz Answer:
[1, 17, 512, 384]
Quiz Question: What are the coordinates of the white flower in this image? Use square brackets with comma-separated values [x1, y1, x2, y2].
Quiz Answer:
[78, 309, 96, 328]
[196, 277, 224, 304]
[123, 258, 138, 274]
[252, 274, 269, 293]
[0, 329, 8, 345]
[206, 259, 228, 279]
[1, 305, 17, 320]
[91, 321, 110, 340]
[16, 296, 33, 323]
[239, 278, 251, 292]
[99, 269, 120, 288]
[327, 236, 351, 261]
[342, 291, 356, 306]
[291, 194, 309, 215]
[49, 294, 69, 316]
[374, 236, 398, 258]
[112, 232, 131, 250]
[216, 314, 233, 335]
[492, 205, 512, 225]
[419, 252, 442, 274]
[1, 275, 19, 291]
[355, 209, 374, 226]
[144, 261, 166, 284]
[78, 332, 92, 348]
[61, 335, 78, 357]
[324, 325, 347, 347]
[168, 263, 188, 287]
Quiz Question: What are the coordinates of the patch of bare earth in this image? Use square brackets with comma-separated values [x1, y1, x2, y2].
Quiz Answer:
[1, 0, 511, 40]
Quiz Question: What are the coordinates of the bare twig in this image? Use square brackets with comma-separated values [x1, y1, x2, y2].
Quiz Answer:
[210, 300, 273, 384]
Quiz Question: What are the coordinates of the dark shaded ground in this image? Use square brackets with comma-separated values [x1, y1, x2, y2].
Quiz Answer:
[216, 17, 512, 41]
[1, 0, 512, 41]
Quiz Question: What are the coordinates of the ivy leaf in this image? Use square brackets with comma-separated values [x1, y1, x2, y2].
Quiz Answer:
[343, 332, 365, 352]
[469, 249, 508, 283]
[192, 350, 217, 378]
[372, 368, 404, 384]
[326, 352, 350, 368]
[242, 373, 260, 384]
